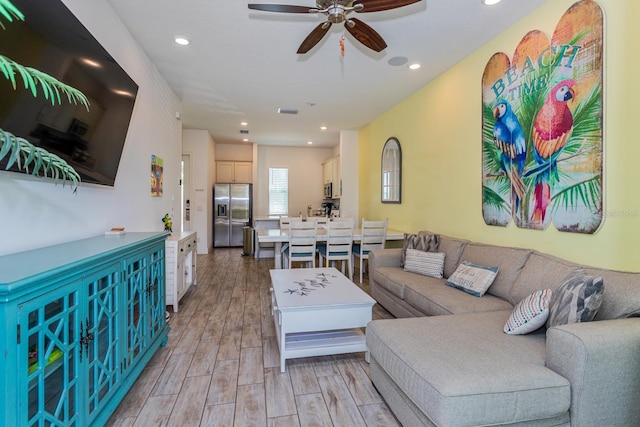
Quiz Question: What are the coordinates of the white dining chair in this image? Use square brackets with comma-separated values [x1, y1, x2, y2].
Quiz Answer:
[352, 218, 388, 284]
[317, 218, 354, 279]
[278, 216, 301, 262]
[309, 216, 328, 225]
[283, 220, 318, 269]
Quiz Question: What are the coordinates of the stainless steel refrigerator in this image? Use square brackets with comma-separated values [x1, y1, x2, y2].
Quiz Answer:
[214, 183, 252, 247]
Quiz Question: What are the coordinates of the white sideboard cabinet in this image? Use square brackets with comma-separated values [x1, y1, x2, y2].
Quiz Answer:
[165, 231, 197, 312]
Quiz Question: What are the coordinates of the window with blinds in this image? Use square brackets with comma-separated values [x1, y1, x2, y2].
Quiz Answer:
[268, 167, 288, 215]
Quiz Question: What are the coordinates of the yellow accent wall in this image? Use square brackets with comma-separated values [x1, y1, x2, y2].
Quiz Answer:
[359, 0, 640, 272]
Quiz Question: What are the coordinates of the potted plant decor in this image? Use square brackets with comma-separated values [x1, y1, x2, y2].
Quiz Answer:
[0, 0, 89, 191]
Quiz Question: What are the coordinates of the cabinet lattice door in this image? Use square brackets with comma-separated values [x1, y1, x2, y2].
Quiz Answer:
[85, 265, 122, 423]
[20, 282, 82, 426]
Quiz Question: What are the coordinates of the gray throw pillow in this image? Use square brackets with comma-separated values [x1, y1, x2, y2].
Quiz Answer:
[401, 233, 439, 266]
[445, 260, 499, 297]
[547, 268, 604, 328]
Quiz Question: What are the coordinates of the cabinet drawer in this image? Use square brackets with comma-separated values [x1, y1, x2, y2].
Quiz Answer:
[179, 239, 194, 255]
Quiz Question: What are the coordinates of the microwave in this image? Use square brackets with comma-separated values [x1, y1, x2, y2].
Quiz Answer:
[324, 182, 332, 198]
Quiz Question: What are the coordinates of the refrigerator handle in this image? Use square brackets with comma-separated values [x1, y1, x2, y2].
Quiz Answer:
[218, 204, 227, 217]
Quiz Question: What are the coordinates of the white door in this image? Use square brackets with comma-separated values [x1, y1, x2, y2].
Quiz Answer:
[181, 154, 192, 232]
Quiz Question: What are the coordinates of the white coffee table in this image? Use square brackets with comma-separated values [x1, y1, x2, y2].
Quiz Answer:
[269, 267, 376, 372]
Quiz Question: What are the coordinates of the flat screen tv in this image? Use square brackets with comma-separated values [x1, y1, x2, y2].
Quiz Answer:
[0, 0, 138, 186]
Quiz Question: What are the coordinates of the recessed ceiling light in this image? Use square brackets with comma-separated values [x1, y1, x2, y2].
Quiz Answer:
[174, 36, 190, 46]
[481, 0, 502, 5]
[240, 121, 248, 126]
[320, 126, 327, 131]
[408, 63, 421, 70]
[243, 138, 249, 142]
[307, 141, 313, 145]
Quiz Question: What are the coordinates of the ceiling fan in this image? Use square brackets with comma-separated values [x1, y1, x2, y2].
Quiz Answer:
[248, 0, 423, 54]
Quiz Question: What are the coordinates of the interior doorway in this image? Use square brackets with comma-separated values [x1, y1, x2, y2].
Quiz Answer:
[181, 153, 192, 232]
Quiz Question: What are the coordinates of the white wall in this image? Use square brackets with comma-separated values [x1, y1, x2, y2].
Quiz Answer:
[183, 129, 216, 254]
[0, 0, 182, 256]
[256, 146, 334, 217]
[339, 131, 359, 221]
[215, 143, 253, 162]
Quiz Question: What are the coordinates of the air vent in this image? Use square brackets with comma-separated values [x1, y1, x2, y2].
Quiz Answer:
[240, 129, 249, 134]
[277, 108, 298, 115]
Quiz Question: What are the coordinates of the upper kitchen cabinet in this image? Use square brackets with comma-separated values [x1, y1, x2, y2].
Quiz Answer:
[322, 156, 340, 199]
[323, 161, 332, 185]
[216, 161, 252, 183]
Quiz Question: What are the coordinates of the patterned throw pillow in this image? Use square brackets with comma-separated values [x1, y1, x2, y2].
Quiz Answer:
[403, 249, 446, 279]
[547, 269, 604, 328]
[401, 233, 439, 266]
[504, 289, 552, 335]
[445, 261, 499, 297]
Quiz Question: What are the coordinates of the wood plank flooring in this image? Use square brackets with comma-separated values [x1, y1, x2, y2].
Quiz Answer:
[107, 248, 399, 427]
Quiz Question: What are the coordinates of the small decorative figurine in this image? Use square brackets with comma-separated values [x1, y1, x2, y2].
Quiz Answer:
[162, 214, 172, 232]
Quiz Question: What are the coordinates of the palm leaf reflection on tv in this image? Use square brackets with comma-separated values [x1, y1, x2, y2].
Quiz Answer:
[0, 0, 138, 186]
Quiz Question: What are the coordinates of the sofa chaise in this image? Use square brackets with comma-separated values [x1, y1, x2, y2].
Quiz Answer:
[366, 232, 640, 426]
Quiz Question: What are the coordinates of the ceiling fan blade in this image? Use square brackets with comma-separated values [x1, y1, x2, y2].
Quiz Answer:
[353, 0, 422, 13]
[344, 18, 387, 52]
[297, 22, 332, 54]
[248, 4, 317, 13]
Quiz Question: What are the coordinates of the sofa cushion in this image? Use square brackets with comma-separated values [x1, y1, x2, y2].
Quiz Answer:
[446, 261, 498, 297]
[366, 312, 571, 426]
[583, 267, 640, 320]
[504, 289, 552, 335]
[403, 249, 445, 278]
[372, 266, 427, 300]
[401, 233, 439, 266]
[509, 252, 579, 306]
[458, 243, 531, 301]
[432, 235, 468, 278]
[547, 269, 604, 328]
[404, 278, 513, 316]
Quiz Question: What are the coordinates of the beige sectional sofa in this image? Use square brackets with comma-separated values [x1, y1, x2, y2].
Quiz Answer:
[366, 233, 640, 426]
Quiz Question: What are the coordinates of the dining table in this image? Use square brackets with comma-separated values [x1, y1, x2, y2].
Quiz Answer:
[257, 227, 405, 269]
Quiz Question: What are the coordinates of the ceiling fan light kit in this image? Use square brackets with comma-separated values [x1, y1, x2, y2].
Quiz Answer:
[248, 0, 423, 54]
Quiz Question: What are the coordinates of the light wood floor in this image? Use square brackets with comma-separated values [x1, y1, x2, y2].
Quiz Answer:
[107, 248, 400, 427]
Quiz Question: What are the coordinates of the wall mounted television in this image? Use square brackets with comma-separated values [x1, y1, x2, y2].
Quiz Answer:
[0, 0, 138, 186]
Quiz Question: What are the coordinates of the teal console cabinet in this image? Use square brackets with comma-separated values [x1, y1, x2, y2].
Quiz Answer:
[0, 232, 170, 426]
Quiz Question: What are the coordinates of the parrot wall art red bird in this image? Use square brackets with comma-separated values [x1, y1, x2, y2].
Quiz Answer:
[528, 79, 577, 226]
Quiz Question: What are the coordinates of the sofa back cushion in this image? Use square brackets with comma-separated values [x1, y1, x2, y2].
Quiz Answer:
[458, 243, 531, 301]
[583, 268, 640, 320]
[423, 233, 468, 278]
[509, 252, 578, 306]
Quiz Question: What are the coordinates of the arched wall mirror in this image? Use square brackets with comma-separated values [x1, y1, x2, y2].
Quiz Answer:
[381, 137, 402, 203]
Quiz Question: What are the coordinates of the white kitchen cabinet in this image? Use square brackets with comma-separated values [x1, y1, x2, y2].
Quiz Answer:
[323, 156, 340, 198]
[323, 161, 332, 184]
[216, 161, 252, 183]
[331, 155, 340, 198]
[165, 231, 197, 312]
